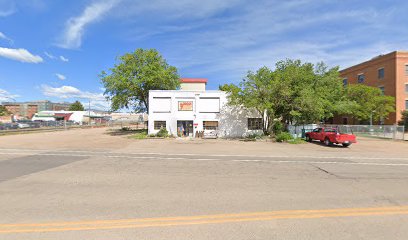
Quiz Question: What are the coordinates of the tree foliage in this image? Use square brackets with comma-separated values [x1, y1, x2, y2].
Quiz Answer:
[0, 105, 10, 116]
[220, 59, 343, 134]
[69, 101, 85, 111]
[100, 48, 180, 113]
[343, 84, 395, 122]
[397, 110, 408, 129]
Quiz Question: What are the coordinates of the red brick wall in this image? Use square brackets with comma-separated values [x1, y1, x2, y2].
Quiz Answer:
[395, 53, 408, 123]
[338, 51, 408, 125]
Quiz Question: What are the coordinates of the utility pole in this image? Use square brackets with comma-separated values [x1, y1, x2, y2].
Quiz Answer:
[88, 99, 91, 126]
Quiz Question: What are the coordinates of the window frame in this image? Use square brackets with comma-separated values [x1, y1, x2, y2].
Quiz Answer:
[406, 100, 408, 110]
[342, 78, 348, 86]
[357, 73, 365, 83]
[379, 86, 385, 95]
[378, 68, 385, 79]
[405, 65, 408, 76]
[154, 121, 166, 130]
[152, 97, 172, 113]
[405, 84, 408, 93]
[203, 121, 219, 130]
[247, 118, 263, 130]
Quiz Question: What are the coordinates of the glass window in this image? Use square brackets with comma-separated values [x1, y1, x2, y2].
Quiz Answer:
[379, 86, 385, 95]
[405, 84, 408, 93]
[342, 78, 348, 86]
[406, 100, 408, 110]
[358, 74, 365, 83]
[154, 121, 166, 130]
[378, 68, 384, 79]
[248, 118, 262, 130]
[405, 65, 408, 76]
[203, 121, 218, 130]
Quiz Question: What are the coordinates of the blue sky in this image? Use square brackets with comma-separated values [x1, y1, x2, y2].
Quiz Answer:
[0, 0, 407, 110]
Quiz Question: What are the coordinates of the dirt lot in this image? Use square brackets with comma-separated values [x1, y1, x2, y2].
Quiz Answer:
[1, 127, 407, 158]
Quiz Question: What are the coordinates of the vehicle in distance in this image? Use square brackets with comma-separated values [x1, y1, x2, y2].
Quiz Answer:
[305, 127, 356, 147]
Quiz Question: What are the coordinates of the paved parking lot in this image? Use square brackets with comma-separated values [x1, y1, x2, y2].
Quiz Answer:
[0, 128, 407, 239]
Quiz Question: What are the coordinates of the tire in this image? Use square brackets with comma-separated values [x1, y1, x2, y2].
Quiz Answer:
[324, 138, 332, 146]
[342, 143, 351, 147]
[305, 135, 312, 142]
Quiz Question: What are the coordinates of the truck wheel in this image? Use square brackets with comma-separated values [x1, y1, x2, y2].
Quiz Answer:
[324, 138, 332, 146]
[342, 143, 351, 147]
[305, 135, 312, 142]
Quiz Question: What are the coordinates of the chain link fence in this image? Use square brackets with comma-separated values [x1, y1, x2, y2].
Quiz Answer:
[323, 124, 405, 140]
[288, 124, 406, 140]
[107, 120, 147, 130]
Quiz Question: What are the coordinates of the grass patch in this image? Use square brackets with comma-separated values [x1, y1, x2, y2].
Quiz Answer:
[287, 138, 307, 144]
[128, 129, 148, 139]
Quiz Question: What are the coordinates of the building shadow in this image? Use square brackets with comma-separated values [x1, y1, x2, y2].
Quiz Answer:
[105, 129, 147, 136]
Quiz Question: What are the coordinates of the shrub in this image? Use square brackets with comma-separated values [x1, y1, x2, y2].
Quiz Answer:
[121, 126, 131, 131]
[275, 132, 293, 142]
[246, 132, 263, 140]
[398, 110, 408, 131]
[156, 128, 169, 138]
[273, 121, 284, 135]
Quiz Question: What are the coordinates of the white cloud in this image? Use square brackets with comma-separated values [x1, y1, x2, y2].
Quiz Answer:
[0, 88, 19, 102]
[41, 85, 109, 110]
[0, 47, 43, 63]
[57, 0, 119, 49]
[114, 0, 242, 20]
[44, 51, 56, 59]
[0, 1, 16, 17]
[59, 55, 69, 62]
[55, 73, 66, 80]
[0, 32, 13, 45]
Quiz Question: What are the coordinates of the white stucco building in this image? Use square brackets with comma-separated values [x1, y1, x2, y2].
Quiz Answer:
[148, 78, 262, 138]
[31, 110, 105, 124]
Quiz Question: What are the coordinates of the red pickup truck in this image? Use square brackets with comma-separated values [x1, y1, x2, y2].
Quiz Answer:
[305, 127, 356, 147]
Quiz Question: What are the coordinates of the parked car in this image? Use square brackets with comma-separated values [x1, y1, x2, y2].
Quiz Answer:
[305, 127, 357, 147]
[3, 123, 18, 130]
[17, 122, 30, 129]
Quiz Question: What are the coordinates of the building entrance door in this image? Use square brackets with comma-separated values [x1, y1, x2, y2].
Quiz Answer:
[177, 121, 194, 137]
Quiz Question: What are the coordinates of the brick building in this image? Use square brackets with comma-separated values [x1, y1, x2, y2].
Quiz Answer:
[1, 100, 72, 119]
[339, 51, 408, 125]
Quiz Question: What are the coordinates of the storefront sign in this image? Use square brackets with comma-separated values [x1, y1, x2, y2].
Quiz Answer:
[178, 101, 193, 111]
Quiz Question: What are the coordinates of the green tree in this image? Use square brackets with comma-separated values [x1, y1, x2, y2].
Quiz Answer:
[343, 84, 395, 123]
[272, 60, 343, 125]
[398, 110, 408, 130]
[0, 105, 10, 116]
[100, 48, 180, 112]
[220, 59, 343, 134]
[220, 66, 276, 135]
[69, 101, 85, 111]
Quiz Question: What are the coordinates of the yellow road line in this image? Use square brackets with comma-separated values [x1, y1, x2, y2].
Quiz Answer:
[1, 206, 408, 234]
[2, 205, 408, 228]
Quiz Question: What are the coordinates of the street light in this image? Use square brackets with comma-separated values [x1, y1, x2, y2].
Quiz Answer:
[370, 110, 376, 126]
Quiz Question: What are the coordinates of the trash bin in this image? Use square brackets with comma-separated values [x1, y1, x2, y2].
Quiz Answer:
[301, 129, 306, 138]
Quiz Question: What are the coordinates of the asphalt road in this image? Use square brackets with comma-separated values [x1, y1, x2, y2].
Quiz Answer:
[0, 146, 407, 240]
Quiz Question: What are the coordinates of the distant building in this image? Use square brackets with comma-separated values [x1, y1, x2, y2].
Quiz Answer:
[1, 100, 72, 119]
[337, 51, 408, 125]
[32, 110, 107, 124]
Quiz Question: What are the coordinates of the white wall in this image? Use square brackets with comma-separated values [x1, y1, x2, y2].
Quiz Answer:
[148, 90, 261, 138]
[180, 83, 206, 91]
